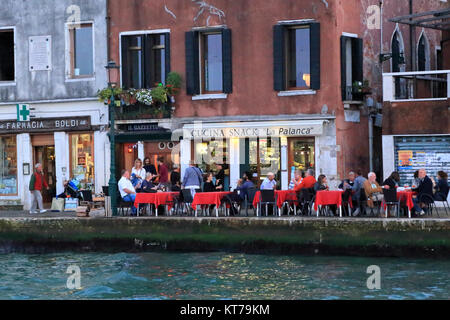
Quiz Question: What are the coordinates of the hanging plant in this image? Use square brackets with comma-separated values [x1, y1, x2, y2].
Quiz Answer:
[151, 85, 168, 104]
[96, 87, 123, 104]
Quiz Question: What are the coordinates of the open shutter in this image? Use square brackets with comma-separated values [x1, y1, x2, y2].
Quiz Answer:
[309, 22, 320, 90]
[144, 35, 154, 88]
[222, 28, 232, 93]
[273, 24, 286, 91]
[352, 37, 363, 83]
[185, 31, 200, 95]
[121, 35, 130, 88]
[164, 32, 171, 81]
[340, 36, 347, 100]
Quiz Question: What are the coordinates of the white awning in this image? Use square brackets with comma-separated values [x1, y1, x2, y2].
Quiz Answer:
[182, 120, 326, 139]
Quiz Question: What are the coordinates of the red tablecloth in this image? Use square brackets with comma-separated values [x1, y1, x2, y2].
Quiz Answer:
[134, 192, 178, 209]
[314, 190, 345, 210]
[382, 190, 415, 210]
[253, 190, 297, 208]
[191, 192, 232, 210]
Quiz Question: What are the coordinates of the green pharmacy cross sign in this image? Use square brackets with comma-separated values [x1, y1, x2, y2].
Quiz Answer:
[16, 104, 31, 122]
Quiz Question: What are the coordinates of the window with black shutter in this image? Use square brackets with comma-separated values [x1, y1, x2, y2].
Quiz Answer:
[273, 22, 320, 92]
[340, 35, 363, 101]
[121, 33, 170, 89]
[185, 28, 232, 95]
[0, 29, 14, 82]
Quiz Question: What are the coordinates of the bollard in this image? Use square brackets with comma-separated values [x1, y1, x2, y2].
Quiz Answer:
[105, 196, 112, 217]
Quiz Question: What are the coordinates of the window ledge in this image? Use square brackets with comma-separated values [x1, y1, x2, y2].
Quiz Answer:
[65, 77, 95, 83]
[277, 90, 316, 97]
[192, 93, 228, 101]
[0, 81, 16, 87]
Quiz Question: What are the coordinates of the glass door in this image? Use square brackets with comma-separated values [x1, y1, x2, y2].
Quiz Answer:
[288, 138, 315, 182]
[34, 145, 56, 204]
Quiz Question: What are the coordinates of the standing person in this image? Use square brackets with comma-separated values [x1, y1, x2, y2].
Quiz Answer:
[118, 170, 137, 215]
[143, 157, 157, 176]
[411, 169, 434, 216]
[260, 172, 277, 190]
[215, 163, 225, 191]
[434, 171, 449, 201]
[182, 160, 203, 198]
[29, 163, 49, 214]
[170, 165, 181, 191]
[157, 157, 169, 189]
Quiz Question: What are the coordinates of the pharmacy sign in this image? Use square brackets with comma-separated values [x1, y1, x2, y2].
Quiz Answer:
[17, 104, 31, 122]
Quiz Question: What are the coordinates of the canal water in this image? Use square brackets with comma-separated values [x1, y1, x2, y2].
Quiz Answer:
[0, 252, 448, 300]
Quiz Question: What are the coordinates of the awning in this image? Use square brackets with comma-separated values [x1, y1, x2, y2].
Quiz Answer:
[112, 132, 173, 143]
[389, 8, 450, 31]
[182, 120, 326, 140]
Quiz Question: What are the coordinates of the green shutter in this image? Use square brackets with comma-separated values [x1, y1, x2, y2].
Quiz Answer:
[340, 36, 348, 100]
[144, 35, 154, 88]
[222, 28, 232, 93]
[309, 22, 320, 90]
[273, 24, 286, 91]
[185, 31, 200, 95]
[164, 32, 171, 81]
[121, 35, 130, 88]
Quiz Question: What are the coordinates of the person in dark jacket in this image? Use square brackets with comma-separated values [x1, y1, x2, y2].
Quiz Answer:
[215, 164, 225, 191]
[170, 165, 181, 191]
[433, 171, 449, 201]
[143, 157, 157, 176]
[412, 169, 434, 216]
[141, 172, 158, 193]
[313, 174, 329, 193]
[382, 171, 400, 189]
[203, 173, 216, 192]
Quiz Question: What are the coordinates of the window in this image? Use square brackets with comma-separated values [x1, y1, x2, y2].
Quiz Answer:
[0, 29, 14, 82]
[185, 28, 232, 95]
[193, 139, 228, 173]
[121, 33, 170, 89]
[273, 22, 320, 92]
[417, 34, 430, 71]
[201, 33, 223, 92]
[0, 136, 17, 195]
[340, 35, 363, 101]
[70, 133, 94, 189]
[68, 23, 94, 78]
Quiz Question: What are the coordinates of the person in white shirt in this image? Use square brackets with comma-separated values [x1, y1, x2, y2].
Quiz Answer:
[131, 158, 146, 181]
[260, 172, 277, 190]
[118, 170, 137, 215]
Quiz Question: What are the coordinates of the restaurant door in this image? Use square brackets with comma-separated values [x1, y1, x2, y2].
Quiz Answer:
[287, 137, 315, 182]
[32, 134, 56, 205]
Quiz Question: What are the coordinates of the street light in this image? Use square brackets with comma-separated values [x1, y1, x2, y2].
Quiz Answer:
[105, 60, 120, 216]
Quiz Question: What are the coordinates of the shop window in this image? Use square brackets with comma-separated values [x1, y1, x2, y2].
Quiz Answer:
[249, 138, 281, 183]
[0, 29, 14, 82]
[193, 139, 228, 173]
[185, 28, 232, 95]
[273, 22, 320, 91]
[70, 133, 94, 189]
[68, 23, 94, 78]
[0, 136, 17, 195]
[121, 33, 170, 89]
[288, 138, 315, 181]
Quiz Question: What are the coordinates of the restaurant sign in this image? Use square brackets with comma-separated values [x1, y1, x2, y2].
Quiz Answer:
[0, 116, 91, 134]
[183, 123, 323, 139]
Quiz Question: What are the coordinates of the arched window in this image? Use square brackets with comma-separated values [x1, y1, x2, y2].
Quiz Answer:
[391, 31, 404, 72]
[417, 33, 430, 71]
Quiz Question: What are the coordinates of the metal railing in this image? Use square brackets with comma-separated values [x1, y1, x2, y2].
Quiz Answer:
[383, 70, 450, 102]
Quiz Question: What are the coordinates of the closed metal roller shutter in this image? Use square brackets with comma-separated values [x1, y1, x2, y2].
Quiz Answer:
[394, 136, 450, 185]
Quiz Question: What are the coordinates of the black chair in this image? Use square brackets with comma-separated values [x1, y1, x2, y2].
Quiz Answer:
[180, 189, 195, 216]
[356, 189, 368, 217]
[244, 187, 257, 217]
[102, 186, 109, 196]
[433, 192, 449, 216]
[259, 190, 277, 217]
[341, 189, 353, 217]
[382, 188, 400, 218]
[419, 194, 438, 217]
[297, 188, 315, 216]
[117, 191, 134, 216]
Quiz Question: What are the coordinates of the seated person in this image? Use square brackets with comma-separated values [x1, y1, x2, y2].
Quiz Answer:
[339, 171, 355, 189]
[434, 171, 449, 201]
[235, 172, 255, 202]
[118, 170, 137, 215]
[313, 174, 329, 193]
[294, 169, 316, 192]
[411, 169, 433, 216]
[203, 172, 216, 192]
[288, 170, 304, 190]
[382, 171, 400, 190]
[260, 172, 277, 190]
[364, 172, 383, 210]
[141, 172, 158, 193]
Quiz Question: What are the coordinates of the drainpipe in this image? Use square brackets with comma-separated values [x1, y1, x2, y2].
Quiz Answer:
[106, 0, 110, 63]
[369, 114, 374, 173]
[380, 0, 383, 63]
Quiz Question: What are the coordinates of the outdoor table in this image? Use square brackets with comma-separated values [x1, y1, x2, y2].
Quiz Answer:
[314, 190, 347, 217]
[134, 192, 178, 217]
[382, 189, 415, 218]
[253, 190, 297, 216]
[191, 192, 232, 217]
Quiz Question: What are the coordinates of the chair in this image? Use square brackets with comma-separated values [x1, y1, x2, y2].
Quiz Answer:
[382, 188, 400, 218]
[180, 189, 195, 216]
[244, 187, 257, 217]
[297, 188, 315, 216]
[102, 186, 109, 196]
[419, 194, 438, 217]
[341, 189, 353, 217]
[116, 191, 134, 216]
[259, 189, 277, 217]
[433, 192, 449, 216]
[79, 190, 94, 207]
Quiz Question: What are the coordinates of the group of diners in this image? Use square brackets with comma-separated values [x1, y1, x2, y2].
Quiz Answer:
[117, 157, 449, 217]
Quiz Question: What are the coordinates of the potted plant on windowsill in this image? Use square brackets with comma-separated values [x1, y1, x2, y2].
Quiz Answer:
[166, 71, 182, 102]
[97, 87, 123, 105]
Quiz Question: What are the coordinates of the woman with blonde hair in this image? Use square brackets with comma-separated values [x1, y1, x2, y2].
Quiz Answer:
[131, 158, 146, 181]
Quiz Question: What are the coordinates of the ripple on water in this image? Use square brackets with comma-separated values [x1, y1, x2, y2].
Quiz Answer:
[74, 286, 120, 298]
[106, 271, 148, 284]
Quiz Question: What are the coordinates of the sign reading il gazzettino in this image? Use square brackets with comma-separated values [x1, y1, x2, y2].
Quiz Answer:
[183, 120, 324, 139]
[0, 116, 91, 134]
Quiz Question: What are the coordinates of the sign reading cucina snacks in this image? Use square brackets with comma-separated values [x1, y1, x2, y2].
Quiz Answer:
[0, 116, 91, 134]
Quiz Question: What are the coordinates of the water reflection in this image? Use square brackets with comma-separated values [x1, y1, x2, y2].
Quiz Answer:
[0, 252, 448, 300]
